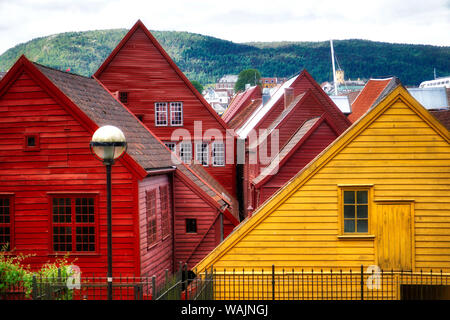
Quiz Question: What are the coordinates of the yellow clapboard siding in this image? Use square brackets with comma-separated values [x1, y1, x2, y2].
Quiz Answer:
[194, 87, 450, 300]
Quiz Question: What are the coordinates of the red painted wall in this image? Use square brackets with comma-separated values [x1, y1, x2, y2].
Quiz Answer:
[172, 175, 234, 269]
[96, 27, 236, 196]
[0, 70, 140, 277]
[138, 174, 173, 283]
[257, 121, 338, 205]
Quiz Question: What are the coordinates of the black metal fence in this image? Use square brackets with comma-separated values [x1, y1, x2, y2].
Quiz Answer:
[0, 264, 213, 301]
[2, 265, 449, 300]
[208, 266, 450, 300]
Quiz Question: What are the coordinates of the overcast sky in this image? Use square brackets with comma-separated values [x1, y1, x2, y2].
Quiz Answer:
[0, 0, 449, 55]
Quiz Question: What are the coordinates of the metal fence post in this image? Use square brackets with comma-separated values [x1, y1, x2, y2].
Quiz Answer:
[272, 265, 275, 300]
[31, 275, 38, 300]
[361, 265, 364, 301]
[152, 276, 156, 300]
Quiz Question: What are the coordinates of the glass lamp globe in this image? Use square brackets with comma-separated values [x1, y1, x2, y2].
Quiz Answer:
[90, 125, 127, 163]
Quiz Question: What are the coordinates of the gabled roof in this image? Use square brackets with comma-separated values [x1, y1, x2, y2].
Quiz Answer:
[252, 116, 321, 187]
[222, 85, 261, 123]
[236, 69, 351, 139]
[227, 98, 262, 130]
[0, 56, 237, 220]
[430, 108, 450, 131]
[194, 85, 450, 272]
[348, 77, 400, 123]
[248, 92, 307, 150]
[94, 20, 231, 134]
[236, 75, 298, 138]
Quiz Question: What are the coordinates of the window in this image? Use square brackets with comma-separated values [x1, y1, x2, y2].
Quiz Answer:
[170, 102, 183, 126]
[342, 190, 369, 233]
[146, 190, 157, 248]
[119, 91, 128, 104]
[155, 102, 168, 126]
[186, 219, 197, 233]
[180, 142, 192, 164]
[52, 196, 96, 253]
[24, 134, 40, 151]
[164, 142, 176, 152]
[136, 114, 144, 122]
[0, 196, 12, 251]
[212, 141, 225, 167]
[196, 142, 209, 166]
[160, 186, 170, 238]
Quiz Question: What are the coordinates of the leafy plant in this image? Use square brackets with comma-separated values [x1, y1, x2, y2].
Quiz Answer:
[0, 247, 76, 299]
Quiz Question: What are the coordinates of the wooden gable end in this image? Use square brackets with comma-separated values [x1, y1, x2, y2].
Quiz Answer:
[0, 66, 140, 275]
[255, 70, 350, 133]
[195, 86, 450, 273]
[95, 21, 229, 140]
[95, 21, 236, 196]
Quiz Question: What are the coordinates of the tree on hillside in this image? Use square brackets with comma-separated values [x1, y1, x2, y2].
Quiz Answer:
[191, 80, 204, 94]
[234, 69, 261, 92]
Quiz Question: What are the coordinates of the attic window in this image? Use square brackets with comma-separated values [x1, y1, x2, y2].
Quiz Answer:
[186, 219, 197, 233]
[119, 91, 128, 104]
[24, 134, 40, 151]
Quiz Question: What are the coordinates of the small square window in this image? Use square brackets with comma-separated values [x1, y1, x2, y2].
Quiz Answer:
[186, 219, 197, 233]
[24, 135, 40, 151]
[342, 189, 369, 234]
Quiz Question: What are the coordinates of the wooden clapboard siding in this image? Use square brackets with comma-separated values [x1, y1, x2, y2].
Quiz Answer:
[138, 174, 173, 282]
[258, 121, 338, 204]
[0, 70, 140, 276]
[96, 21, 236, 196]
[173, 174, 235, 269]
[254, 71, 350, 134]
[195, 86, 450, 274]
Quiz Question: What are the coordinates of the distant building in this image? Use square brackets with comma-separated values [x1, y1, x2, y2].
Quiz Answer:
[419, 76, 450, 89]
[203, 88, 231, 115]
[215, 74, 238, 96]
[260, 77, 287, 89]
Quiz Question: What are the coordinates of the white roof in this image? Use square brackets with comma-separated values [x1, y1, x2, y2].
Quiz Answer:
[407, 87, 448, 110]
[330, 95, 351, 114]
[236, 75, 298, 139]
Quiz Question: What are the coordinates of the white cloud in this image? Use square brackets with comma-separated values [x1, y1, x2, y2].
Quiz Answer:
[0, 0, 448, 55]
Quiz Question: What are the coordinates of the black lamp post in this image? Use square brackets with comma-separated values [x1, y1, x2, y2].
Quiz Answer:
[90, 125, 127, 300]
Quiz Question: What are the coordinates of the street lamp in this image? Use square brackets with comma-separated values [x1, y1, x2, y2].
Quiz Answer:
[90, 125, 127, 300]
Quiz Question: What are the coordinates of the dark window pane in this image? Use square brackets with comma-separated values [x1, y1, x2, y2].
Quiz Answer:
[186, 219, 197, 233]
[343, 191, 355, 204]
[357, 220, 368, 233]
[344, 205, 355, 219]
[357, 191, 368, 204]
[357, 205, 368, 219]
[344, 220, 355, 233]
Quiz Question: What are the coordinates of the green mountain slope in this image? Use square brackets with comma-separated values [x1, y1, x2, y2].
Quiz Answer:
[0, 29, 449, 86]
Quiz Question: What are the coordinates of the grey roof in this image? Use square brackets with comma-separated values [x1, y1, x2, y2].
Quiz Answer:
[407, 87, 449, 110]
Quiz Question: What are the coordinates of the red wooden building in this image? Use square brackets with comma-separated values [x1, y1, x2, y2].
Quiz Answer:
[235, 70, 351, 214]
[222, 85, 262, 124]
[0, 56, 239, 285]
[94, 20, 237, 198]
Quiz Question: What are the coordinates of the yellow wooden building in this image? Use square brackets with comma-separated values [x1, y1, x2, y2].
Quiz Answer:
[195, 85, 450, 300]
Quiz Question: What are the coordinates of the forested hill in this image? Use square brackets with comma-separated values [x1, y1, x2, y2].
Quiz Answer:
[0, 28, 449, 86]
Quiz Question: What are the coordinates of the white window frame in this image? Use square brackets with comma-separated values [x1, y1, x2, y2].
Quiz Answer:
[155, 102, 168, 126]
[170, 102, 183, 126]
[195, 142, 209, 166]
[180, 142, 192, 164]
[212, 141, 225, 167]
